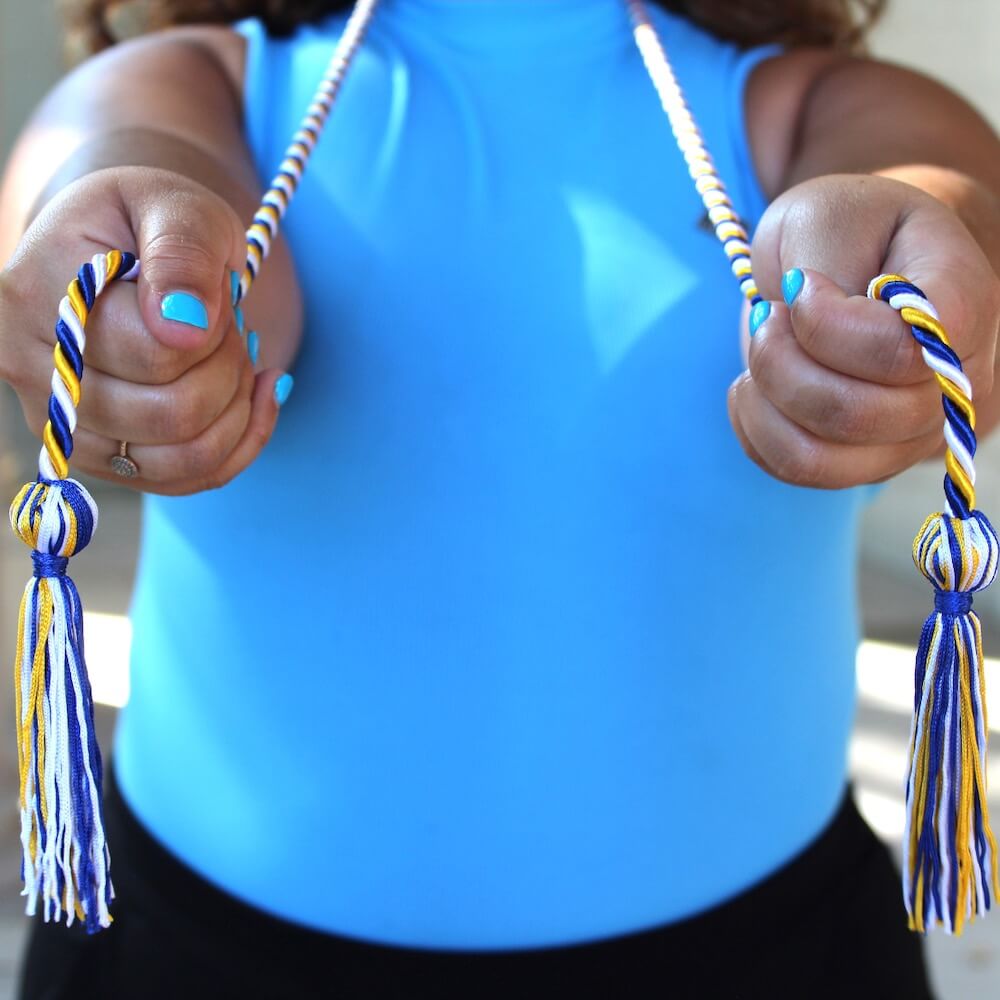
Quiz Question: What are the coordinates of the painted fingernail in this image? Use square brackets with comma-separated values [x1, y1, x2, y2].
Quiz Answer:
[161, 292, 208, 330]
[230, 270, 241, 306]
[781, 268, 805, 306]
[749, 300, 771, 336]
[234, 306, 245, 336]
[247, 330, 260, 366]
[274, 373, 294, 406]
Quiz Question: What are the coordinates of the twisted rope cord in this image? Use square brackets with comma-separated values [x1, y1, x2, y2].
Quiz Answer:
[12, 5, 380, 931]
[38, 251, 139, 482]
[37, 4, 379, 483]
[867, 275, 999, 934]
[629, 0, 997, 934]
[869, 275, 978, 518]
[626, 0, 762, 306]
[238, 0, 380, 304]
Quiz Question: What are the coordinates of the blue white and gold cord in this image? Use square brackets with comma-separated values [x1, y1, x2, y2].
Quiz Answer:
[626, 0, 761, 306]
[11, 251, 138, 930]
[868, 275, 999, 934]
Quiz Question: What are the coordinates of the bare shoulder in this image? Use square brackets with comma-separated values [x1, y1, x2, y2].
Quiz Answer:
[743, 48, 848, 201]
[61, 24, 248, 116]
[0, 25, 251, 257]
[744, 48, 1000, 197]
[160, 24, 249, 105]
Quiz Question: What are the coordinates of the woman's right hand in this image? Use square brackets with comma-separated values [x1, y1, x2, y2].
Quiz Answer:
[0, 165, 289, 495]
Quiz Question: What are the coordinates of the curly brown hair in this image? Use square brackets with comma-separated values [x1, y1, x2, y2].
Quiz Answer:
[61, 0, 885, 65]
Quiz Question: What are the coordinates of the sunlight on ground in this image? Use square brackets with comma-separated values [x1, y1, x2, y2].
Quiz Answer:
[83, 612, 131, 708]
[853, 639, 1000, 843]
[857, 639, 1000, 732]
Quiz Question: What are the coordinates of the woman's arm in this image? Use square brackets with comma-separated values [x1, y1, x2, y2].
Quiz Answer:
[0, 25, 300, 369]
[0, 27, 297, 493]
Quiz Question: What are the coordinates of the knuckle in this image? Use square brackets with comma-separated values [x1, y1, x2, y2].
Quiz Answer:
[810, 385, 874, 442]
[142, 230, 219, 289]
[184, 433, 227, 480]
[882, 327, 923, 383]
[149, 388, 202, 443]
[771, 440, 828, 488]
[202, 471, 230, 492]
[790, 298, 824, 356]
[145, 344, 189, 385]
[246, 422, 273, 457]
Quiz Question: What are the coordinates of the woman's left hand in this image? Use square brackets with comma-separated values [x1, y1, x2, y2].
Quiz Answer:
[730, 172, 1000, 488]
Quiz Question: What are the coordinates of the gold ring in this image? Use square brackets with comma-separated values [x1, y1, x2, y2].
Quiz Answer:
[110, 441, 139, 479]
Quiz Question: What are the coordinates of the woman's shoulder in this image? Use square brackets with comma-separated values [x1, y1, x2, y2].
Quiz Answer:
[743, 47, 848, 200]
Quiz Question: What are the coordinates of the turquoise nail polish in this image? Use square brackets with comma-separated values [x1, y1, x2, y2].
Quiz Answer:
[274, 374, 294, 406]
[248, 330, 260, 366]
[161, 292, 208, 330]
[781, 268, 805, 306]
[230, 270, 241, 306]
[234, 306, 245, 335]
[749, 300, 771, 336]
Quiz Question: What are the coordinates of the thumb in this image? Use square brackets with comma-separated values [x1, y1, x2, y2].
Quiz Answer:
[779, 266, 928, 386]
[125, 170, 247, 351]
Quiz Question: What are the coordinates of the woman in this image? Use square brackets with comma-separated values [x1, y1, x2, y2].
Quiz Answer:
[2, 0, 999, 996]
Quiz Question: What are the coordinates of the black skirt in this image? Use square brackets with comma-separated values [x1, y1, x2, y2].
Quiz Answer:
[18, 769, 934, 1000]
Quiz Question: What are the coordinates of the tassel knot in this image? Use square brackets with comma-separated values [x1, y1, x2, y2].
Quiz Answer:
[934, 591, 973, 616]
[31, 552, 69, 578]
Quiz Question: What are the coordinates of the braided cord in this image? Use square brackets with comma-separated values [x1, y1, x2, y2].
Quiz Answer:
[868, 275, 977, 518]
[39, 251, 139, 482]
[238, 0, 380, 304]
[625, 0, 761, 306]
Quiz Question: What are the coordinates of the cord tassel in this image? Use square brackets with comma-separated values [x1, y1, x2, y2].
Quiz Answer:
[11, 478, 110, 931]
[7, 0, 380, 933]
[907, 512, 1000, 933]
[9, 251, 137, 931]
[870, 275, 1000, 934]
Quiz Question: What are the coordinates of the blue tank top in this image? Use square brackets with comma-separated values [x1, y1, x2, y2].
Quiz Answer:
[117, 0, 865, 949]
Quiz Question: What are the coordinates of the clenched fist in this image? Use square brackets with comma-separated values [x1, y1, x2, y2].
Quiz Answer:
[731, 173, 1000, 488]
[0, 165, 292, 495]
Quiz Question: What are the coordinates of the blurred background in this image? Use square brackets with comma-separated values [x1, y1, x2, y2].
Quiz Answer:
[1, 1, 1000, 997]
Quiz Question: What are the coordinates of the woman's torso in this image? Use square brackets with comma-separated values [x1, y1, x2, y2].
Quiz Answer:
[116, 0, 866, 949]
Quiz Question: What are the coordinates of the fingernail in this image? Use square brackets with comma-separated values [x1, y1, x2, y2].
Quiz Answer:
[234, 306, 245, 335]
[247, 330, 260, 366]
[274, 373, 294, 406]
[230, 270, 241, 306]
[749, 300, 771, 336]
[781, 268, 805, 306]
[161, 292, 208, 330]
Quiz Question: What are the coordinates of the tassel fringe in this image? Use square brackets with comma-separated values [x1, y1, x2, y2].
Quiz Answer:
[905, 510, 1000, 933]
[10, 477, 111, 932]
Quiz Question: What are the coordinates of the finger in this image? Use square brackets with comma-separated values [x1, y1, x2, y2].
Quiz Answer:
[727, 369, 943, 489]
[67, 360, 255, 486]
[77, 281, 217, 387]
[748, 299, 942, 445]
[778, 268, 933, 385]
[73, 320, 247, 445]
[780, 267, 997, 398]
[122, 170, 247, 353]
[67, 368, 287, 495]
[189, 368, 289, 493]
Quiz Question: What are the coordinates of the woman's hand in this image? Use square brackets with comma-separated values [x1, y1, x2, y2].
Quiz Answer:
[0, 166, 289, 496]
[730, 172, 1000, 488]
